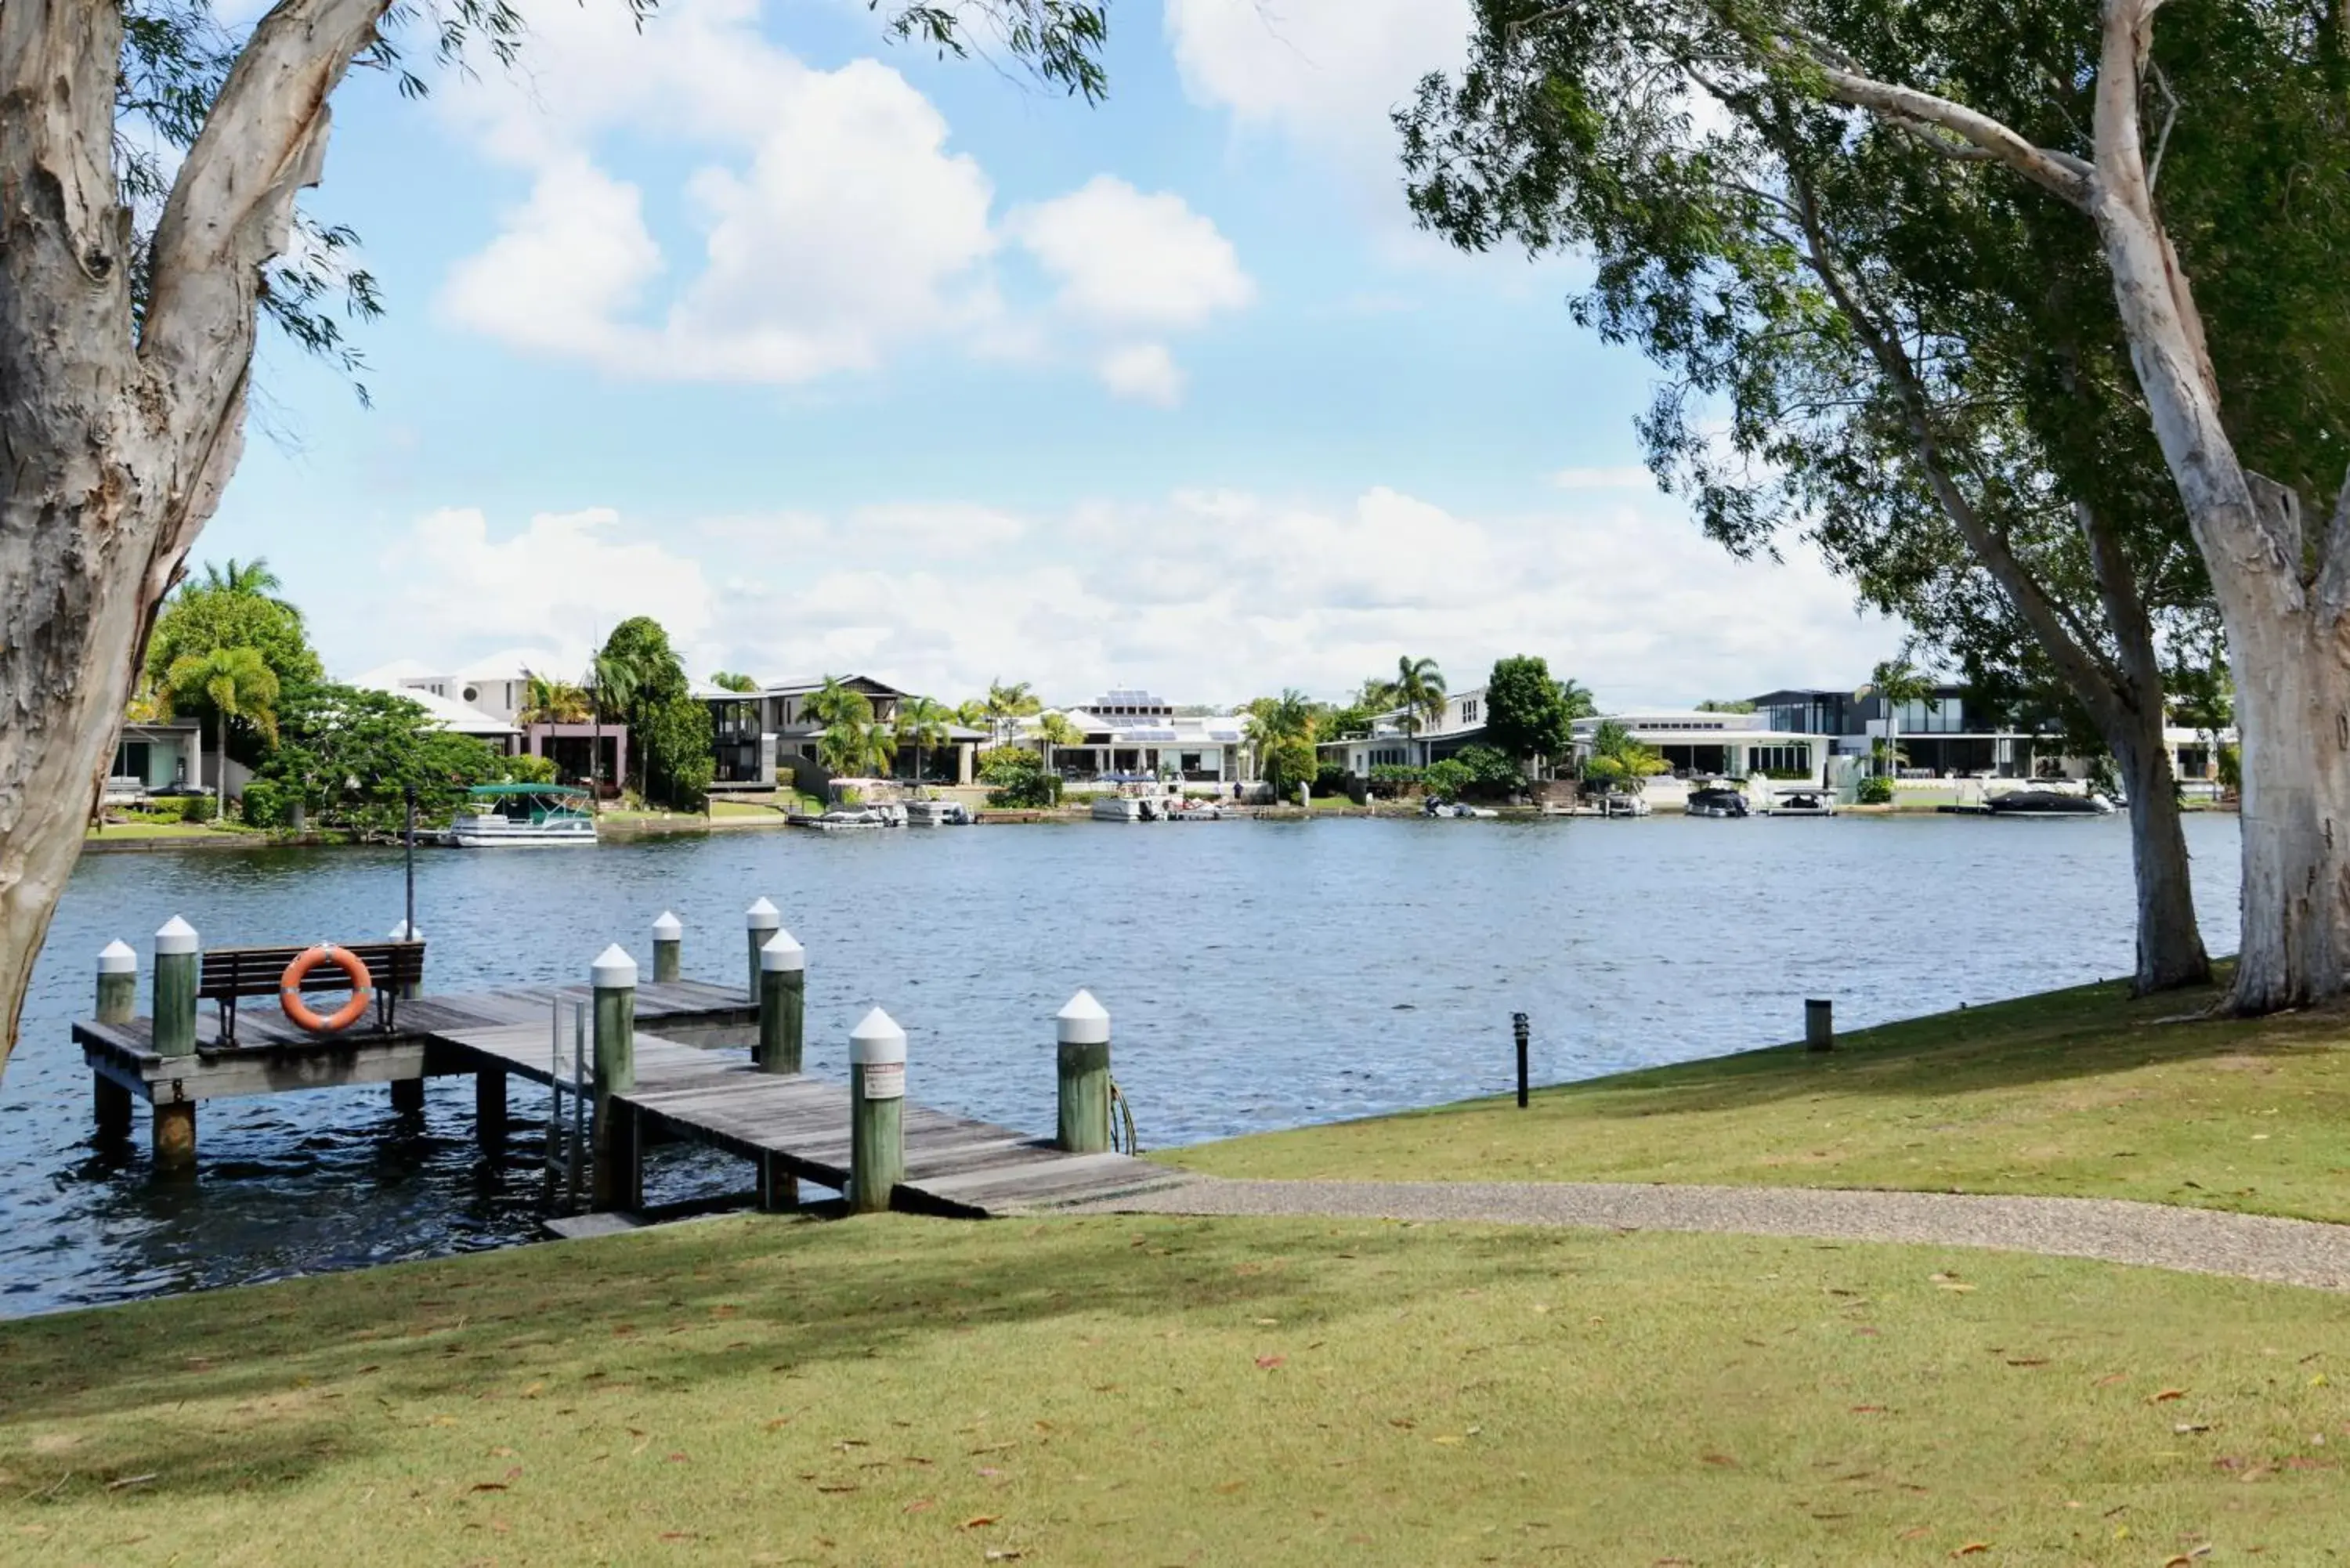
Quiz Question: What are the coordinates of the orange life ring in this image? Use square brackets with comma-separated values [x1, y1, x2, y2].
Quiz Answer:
[280, 945, 375, 1033]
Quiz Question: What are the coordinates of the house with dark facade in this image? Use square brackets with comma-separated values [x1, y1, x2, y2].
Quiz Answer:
[704, 676, 985, 795]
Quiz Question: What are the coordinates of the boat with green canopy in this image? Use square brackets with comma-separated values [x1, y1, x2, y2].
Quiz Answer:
[446, 782, 598, 847]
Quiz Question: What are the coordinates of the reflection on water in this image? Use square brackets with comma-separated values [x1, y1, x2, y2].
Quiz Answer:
[1, 814, 2240, 1315]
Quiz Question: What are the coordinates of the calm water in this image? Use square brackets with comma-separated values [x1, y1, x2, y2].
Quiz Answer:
[1, 813, 2241, 1316]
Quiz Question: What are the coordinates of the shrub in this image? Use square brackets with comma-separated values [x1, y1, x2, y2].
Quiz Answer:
[1314, 764, 1353, 797]
[180, 793, 217, 823]
[1855, 775, 1895, 804]
[1425, 758, 1473, 800]
[499, 752, 559, 785]
[986, 772, 1061, 809]
[1451, 743, 1524, 797]
[239, 779, 285, 829]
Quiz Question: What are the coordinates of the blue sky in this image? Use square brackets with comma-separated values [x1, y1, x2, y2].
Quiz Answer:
[200, 0, 1896, 708]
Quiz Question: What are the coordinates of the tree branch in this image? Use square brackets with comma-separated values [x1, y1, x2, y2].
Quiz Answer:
[1781, 157, 2133, 736]
[141, 0, 391, 438]
[1793, 56, 2094, 208]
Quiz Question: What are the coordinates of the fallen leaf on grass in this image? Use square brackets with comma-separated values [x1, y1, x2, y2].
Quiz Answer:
[1254, 1357, 1285, 1371]
[659, 1531, 697, 1542]
[960, 1515, 1000, 1530]
[2174, 1422, 2212, 1435]
[103, 1475, 157, 1491]
[469, 1483, 508, 1493]
[1950, 1544, 1990, 1557]
[2153, 1389, 2188, 1403]
[985, 1552, 1025, 1563]
[2004, 1359, 2048, 1367]
[814, 1484, 857, 1494]
[1898, 1529, 1929, 1541]
[1850, 1405, 1889, 1414]
[903, 1499, 935, 1514]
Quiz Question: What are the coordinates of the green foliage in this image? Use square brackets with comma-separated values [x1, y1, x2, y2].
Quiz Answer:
[258, 683, 501, 838]
[894, 695, 956, 780]
[978, 747, 1061, 807]
[144, 579, 320, 735]
[1482, 656, 1573, 762]
[178, 793, 216, 824]
[1695, 699, 1755, 714]
[708, 671, 761, 693]
[1390, 656, 1446, 737]
[1314, 764, 1354, 797]
[1582, 720, 1668, 792]
[497, 752, 559, 785]
[237, 779, 285, 829]
[1322, 703, 1377, 741]
[1424, 758, 1474, 800]
[1450, 743, 1525, 796]
[1368, 763, 1426, 786]
[595, 617, 710, 809]
[520, 674, 591, 724]
[1855, 775, 1896, 805]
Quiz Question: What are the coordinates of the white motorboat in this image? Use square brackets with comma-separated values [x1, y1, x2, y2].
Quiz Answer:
[446, 783, 598, 847]
[1091, 793, 1159, 822]
[1599, 793, 1652, 818]
[1762, 787, 1837, 818]
[906, 800, 972, 826]
[1168, 800, 1224, 821]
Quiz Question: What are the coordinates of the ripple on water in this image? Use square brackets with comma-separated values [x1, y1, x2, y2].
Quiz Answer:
[0, 813, 2240, 1314]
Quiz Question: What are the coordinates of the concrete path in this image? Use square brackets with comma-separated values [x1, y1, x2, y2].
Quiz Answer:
[1070, 1176, 2350, 1292]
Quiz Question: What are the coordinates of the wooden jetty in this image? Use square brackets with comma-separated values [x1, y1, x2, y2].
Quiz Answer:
[74, 912, 1181, 1221]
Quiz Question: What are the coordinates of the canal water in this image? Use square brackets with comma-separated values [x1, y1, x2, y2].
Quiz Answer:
[2, 813, 2241, 1316]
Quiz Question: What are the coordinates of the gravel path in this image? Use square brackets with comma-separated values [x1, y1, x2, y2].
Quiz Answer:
[1068, 1177, 2350, 1292]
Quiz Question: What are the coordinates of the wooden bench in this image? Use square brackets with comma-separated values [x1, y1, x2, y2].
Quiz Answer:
[199, 941, 428, 1043]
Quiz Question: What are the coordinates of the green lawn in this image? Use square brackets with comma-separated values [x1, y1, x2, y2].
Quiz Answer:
[4, 1213, 2345, 1566]
[1170, 975, 2350, 1223]
[83, 820, 238, 842]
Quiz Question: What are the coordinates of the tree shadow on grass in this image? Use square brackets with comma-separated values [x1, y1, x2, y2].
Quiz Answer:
[0, 1213, 1564, 1504]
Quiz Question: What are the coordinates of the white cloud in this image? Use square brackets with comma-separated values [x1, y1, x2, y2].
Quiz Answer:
[378, 508, 719, 674]
[435, 0, 1242, 403]
[1165, 0, 1472, 166]
[1097, 342, 1185, 407]
[1010, 176, 1255, 330]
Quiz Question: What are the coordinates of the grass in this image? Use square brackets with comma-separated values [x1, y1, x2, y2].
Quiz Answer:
[82, 819, 241, 842]
[1170, 975, 2350, 1223]
[4, 1212, 2347, 1565]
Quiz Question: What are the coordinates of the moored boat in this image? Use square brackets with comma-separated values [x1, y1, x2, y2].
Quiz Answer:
[1685, 785, 1751, 818]
[1987, 788, 2116, 817]
[1761, 787, 1836, 818]
[446, 783, 598, 847]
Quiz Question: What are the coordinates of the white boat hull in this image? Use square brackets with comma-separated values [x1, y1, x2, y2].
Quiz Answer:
[447, 817, 598, 847]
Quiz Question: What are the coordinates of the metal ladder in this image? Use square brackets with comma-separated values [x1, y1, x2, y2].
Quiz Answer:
[542, 998, 591, 1214]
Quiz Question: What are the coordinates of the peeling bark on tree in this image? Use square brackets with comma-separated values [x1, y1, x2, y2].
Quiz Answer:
[1795, 0, 2341, 1011]
[0, 0, 389, 1074]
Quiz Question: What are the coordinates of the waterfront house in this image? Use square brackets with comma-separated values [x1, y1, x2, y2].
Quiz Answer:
[1569, 710, 1838, 807]
[1749, 685, 2232, 789]
[703, 675, 986, 796]
[352, 659, 609, 782]
[1317, 686, 1495, 775]
[1012, 691, 1246, 787]
[104, 721, 207, 801]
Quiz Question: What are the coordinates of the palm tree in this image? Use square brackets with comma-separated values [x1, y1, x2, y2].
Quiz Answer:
[985, 679, 1041, 749]
[894, 695, 953, 786]
[584, 646, 645, 810]
[199, 557, 284, 598]
[1244, 688, 1318, 795]
[519, 673, 591, 724]
[1392, 656, 1446, 742]
[708, 670, 760, 693]
[1556, 677, 1598, 722]
[819, 716, 897, 779]
[1855, 658, 1933, 785]
[1036, 710, 1084, 776]
[158, 647, 279, 818]
[804, 675, 871, 730]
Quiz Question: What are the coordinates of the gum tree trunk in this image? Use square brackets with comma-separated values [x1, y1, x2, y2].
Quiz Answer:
[2113, 705, 2209, 992]
[0, 0, 390, 1072]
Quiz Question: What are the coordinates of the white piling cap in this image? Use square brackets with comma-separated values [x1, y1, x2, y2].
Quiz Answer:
[761, 927, 805, 972]
[387, 919, 422, 941]
[745, 896, 780, 930]
[652, 910, 683, 941]
[1057, 988, 1110, 1046]
[154, 916, 199, 956]
[97, 939, 138, 974]
[591, 943, 638, 989]
[849, 1006, 906, 1064]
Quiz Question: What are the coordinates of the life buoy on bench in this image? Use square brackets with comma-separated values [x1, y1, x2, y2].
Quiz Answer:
[279, 945, 374, 1033]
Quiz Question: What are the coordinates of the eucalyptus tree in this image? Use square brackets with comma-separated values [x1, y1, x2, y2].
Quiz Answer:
[1392, 0, 2335, 992]
[0, 0, 1117, 1073]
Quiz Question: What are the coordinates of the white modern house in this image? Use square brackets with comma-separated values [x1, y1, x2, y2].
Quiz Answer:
[351, 659, 526, 755]
[1316, 686, 1494, 775]
[104, 720, 208, 801]
[1012, 690, 1247, 788]
[703, 675, 986, 795]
